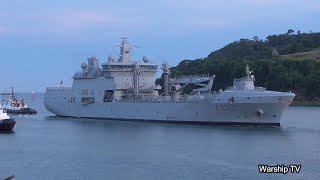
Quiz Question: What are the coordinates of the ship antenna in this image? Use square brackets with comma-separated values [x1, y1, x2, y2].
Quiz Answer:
[11, 87, 15, 99]
[116, 37, 140, 63]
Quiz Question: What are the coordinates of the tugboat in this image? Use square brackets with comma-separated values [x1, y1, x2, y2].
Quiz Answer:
[0, 105, 16, 132]
[1, 87, 37, 115]
[3, 98, 37, 115]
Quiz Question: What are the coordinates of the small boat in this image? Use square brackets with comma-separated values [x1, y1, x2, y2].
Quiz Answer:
[1, 87, 37, 115]
[2, 98, 37, 115]
[0, 88, 18, 96]
[0, 105, 16, 132]
[0, 91, 12, 95]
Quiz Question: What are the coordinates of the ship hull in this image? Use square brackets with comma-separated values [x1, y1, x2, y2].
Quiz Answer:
[44, 100, 291, 126]
[4, 108, 37, 115]
[0, 119, 16, 132]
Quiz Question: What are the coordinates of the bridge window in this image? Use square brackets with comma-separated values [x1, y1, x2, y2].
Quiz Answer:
[81, 97, 95, 104]
[104, 90, 114, 102]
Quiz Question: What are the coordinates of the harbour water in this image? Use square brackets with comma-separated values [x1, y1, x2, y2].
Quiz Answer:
[1, 93, 320, 179]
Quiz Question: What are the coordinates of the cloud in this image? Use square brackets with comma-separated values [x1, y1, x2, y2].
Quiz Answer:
[49, 11, 135, 31]
[163, 0, 317, 8]
[159, 0, 320, 18]
[0, 0, 319, 38]
[245, 0, 286, 5]
[118, 0, 320, 33]
[0, 26, 12, 35]
[0, 8, 139, 38]
[188, 18, 233, 29]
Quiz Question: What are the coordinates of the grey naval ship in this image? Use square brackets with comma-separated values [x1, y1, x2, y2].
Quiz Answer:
[44, 38, 295, 126]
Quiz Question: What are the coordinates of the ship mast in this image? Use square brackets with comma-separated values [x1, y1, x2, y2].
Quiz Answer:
[11, 87, 15, 99]
[118, 37, 140, 63]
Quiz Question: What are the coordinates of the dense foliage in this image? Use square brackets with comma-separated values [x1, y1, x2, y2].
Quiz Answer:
[156, 31, 320, 98]
[208, 31, 320, 60]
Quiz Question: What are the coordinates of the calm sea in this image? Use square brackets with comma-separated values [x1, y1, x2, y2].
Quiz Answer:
[1, 93, 319, 180]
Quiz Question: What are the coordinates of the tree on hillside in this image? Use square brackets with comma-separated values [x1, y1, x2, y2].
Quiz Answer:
[253, 36, 259, 41]
[158, 31, 320, 99]
[287, 29, 294, 35]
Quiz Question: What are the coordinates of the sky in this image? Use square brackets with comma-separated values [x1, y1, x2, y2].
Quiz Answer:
[0, 0, 320, 92]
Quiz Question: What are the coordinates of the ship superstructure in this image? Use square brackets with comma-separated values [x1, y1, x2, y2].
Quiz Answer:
[44, 38, 295, 126]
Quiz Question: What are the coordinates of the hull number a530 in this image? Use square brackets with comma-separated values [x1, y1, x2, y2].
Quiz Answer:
[216, 104, 236, 111]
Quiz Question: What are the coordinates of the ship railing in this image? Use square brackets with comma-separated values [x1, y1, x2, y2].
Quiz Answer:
[115, 98, 209, 103]
[211, 91, 222, 94]
[226, 86, 235, 90]
[177, 74, 210, 78]
[188, 91, 220, 95]
[73, 72, 98, 79]
[195, 91, 220, 94]
[233, 77, 254, 82]
[225, 86, 265, 91]
[254, 87, 265, 90]
[116, 84, 158, 90]
[46, 87, 71, 91]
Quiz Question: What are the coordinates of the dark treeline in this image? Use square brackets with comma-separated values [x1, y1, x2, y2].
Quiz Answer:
[156, 31, 320, 98]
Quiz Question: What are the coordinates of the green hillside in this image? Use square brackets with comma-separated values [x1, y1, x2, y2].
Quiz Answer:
[278, 49, 320, 61]
[156, 30, 320, 101]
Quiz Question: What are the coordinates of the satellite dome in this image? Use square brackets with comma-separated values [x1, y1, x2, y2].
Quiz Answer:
[108, 55, 115, 62]
[81, 62, 88, 70]
[143, 56, 150, 63]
